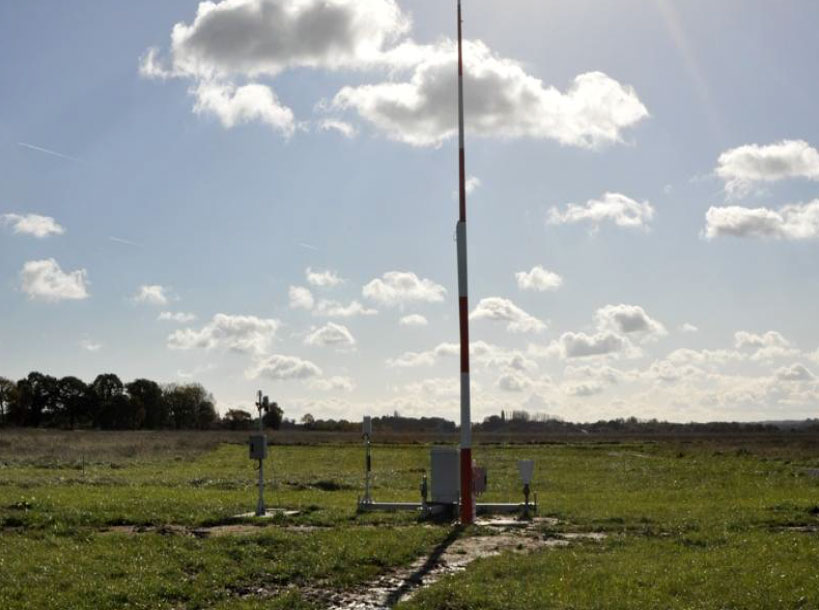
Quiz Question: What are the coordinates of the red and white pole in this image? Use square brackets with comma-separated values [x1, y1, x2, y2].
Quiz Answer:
[456, 0, 474, 525]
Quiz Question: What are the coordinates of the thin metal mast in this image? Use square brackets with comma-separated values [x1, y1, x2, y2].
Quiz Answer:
[456, 0, 473, 525]
[255, 390, 265, 516]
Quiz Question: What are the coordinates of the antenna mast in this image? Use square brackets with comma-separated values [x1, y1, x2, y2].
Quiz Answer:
[456, 0, 474, 525]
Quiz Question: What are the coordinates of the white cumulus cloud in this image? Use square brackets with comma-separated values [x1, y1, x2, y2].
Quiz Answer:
[497, 371, 532, 393]
[314, 299, 377, 317]
[246, 354, 322, 380]
[166, 0, 409, 78]
[134, 285, 170, 306]
[775, 363, 814, 382]
[168, 313, 279, 354]
[716, 140, 819, 197]
[470, 297, 546, 333]
[564, 364, 629, 385]
[594, 304, 666, 339]
[733, 330, 798, 361]
[643, 359, 703, 384]
[192, 80, 295, 135]
[143, 0, 648, 149]
[306, 267, 344, 287]
[703, 201, 819, 240]
[387, 340, 530, 370]
[399, 314, 428, 327]
[20, 259, 89, 302]
[2, 213, 65, 238]
[665, 347, 743, 367]
[332, 40, 648, 147]
[386, 350, 436, 368]
[548, 192, 654, 232]
[308, 376, 356, 391]
[515, 265, 563, 292]
[141, 0, 409, 132]
[564, 382, 604, 397]
[319, 119, 357, 138]
[289, 285, 315, 310]
[79, 339, 102, 352]
[304, 322, 356, 349]
[548, 331, 627, 359]
[363, 271, 446, 306]
[158, 311, 197, 323]
[734, 330, 791, 350]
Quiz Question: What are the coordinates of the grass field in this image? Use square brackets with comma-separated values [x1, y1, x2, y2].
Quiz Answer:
[1, 429, 818, 609]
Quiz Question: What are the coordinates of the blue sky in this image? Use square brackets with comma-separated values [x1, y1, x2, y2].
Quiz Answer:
[2, 0, 819, 422]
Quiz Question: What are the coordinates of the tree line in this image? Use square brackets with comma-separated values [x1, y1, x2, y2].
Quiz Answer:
[2, 376, 810, 434]
[0, 372, 234, 430]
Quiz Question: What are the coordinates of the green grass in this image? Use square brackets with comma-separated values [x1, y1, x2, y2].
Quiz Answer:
[397, 442, 819, 610]
[0, 526, 445, 609]
[399, 531, 819, 610]
[2, 432, 819, 608]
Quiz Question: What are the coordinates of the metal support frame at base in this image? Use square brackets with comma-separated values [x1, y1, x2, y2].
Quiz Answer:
[356, 499, 538, 517]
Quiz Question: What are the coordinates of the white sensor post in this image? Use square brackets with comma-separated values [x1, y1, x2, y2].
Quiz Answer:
[362, 416, 373, 504]
[518, 460, 534, 514]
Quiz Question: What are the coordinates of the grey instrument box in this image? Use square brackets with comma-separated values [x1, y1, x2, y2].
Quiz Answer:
[249, 434, 267, 460]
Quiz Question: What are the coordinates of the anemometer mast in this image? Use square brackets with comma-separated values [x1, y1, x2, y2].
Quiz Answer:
[456, 0, 474, 525]
[250, 390, 271, 516]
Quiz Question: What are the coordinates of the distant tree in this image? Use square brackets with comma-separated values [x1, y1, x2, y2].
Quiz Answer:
[301, 413, 315, 428]
[6, 382, 27, 427]
[262, 401, 284, 430]
[224, 409, 253, 430]
[56, 376, 89, 429]
[482, 415, 503, 430]
[164, 384, 193, 429]
[164, 383, 214, 429]
[15, 372, 58, 427]
[126, 379, 168, 429]
[115, 393, 143, 429]
[0, 377, 16, 426]
[196, 395, 217, 430]
[0, 371, 232, 431]
[91, 374, 125, 429]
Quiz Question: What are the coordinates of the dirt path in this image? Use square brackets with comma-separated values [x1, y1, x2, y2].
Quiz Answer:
[305, 518, 602, 610]
[99, 522, 320, 537]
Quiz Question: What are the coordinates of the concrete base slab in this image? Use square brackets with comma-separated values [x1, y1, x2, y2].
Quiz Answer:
[357, 502, 423, 512]
[233, 509, 301, 519]
[357, 500, 537, 517]
[475, 517, 530, 528]
[476, 502, 535, 515]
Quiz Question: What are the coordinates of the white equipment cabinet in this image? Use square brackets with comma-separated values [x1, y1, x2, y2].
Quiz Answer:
[430, 446, 460, 504]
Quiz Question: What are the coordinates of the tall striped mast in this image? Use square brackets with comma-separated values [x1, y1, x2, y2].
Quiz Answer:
[456, 0, 474, 525]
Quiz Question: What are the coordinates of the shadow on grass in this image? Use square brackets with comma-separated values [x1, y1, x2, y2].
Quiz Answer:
[384, 525, 463, 607]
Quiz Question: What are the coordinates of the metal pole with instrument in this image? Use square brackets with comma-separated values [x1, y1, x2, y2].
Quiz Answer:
[363, 416, 373, 504]
[250, 391, 270, 517]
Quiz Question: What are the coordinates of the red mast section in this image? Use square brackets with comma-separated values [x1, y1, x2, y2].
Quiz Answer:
[456, 0, 474, 525]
